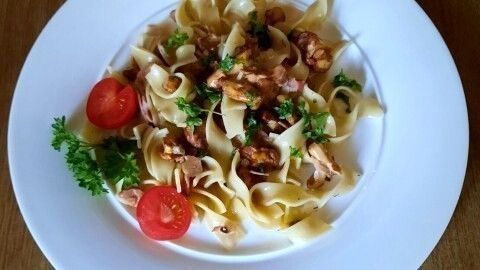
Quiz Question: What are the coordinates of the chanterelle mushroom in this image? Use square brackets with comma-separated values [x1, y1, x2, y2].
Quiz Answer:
[307, 143, 342, 189]
[117, 188, 143, 207]
[290, 30, 333, 73]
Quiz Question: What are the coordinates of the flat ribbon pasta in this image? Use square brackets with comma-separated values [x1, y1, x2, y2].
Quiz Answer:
[326, 86, 383, 143]
[256, 26, 291, 69]
[130, 46, 160, 69]
[205, 101, 234, 172]
[133, 124, 175, 184]
[221, 95, 246, 139]
[290, 43, 309, 81]
[291, 0, 328, 32]
[176, 0, 222, 32]
[223, 0, 256, 28]
[222, 22, 246, 59]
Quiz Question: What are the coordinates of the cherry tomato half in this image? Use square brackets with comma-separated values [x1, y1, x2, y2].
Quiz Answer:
[136, 186, 192, 240]
[86, 78, 138, 129]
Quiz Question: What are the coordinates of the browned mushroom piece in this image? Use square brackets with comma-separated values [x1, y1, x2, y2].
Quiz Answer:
[237, 165, 253, 188]
[196, 34, 221, 56]
[265, 7, 286, 26]
[260, 110, 288, 133]
[158, 136, 186, 160]
[180, 155, 203, 178]
[162, 75, 182, 93]
[221, 80, 263, 110]
[183, 126, 208, 149]
[239, 146, 280, 169]
[306, 143, 342, 189]
[234, 37, 260, 65]
[122, 67, 140, 82]
[117, 188, 143, 207]
[290, 30, 333, 73]
[206, 69, 227, 89]
[271, 65, 288, 85]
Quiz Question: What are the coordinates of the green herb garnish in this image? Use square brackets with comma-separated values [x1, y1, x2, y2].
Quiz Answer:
[164, 29, 189, 49]
[219, 54, 236, 72]
[99, 138, 140, 189]
[175, 97, 204, 127]
[298, 101, 308, 118]
[301, 111, 331, 143]
[333, 69, 362, 92]
[51, 117, 140, 195]
[245, 113, 261, 146]
[195, 83, 222, 103]
[274, 99, 294, 119]
[248, 11, 271, 48]
[289, 146, 303, 159]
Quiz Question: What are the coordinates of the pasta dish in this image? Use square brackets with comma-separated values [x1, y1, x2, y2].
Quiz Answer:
[51, 0, 383, 250]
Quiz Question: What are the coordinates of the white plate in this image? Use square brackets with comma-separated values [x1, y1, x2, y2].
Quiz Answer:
[8, 0, 468, 269]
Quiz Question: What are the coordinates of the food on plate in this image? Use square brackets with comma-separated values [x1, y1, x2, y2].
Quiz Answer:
[51, 0, 383, 250]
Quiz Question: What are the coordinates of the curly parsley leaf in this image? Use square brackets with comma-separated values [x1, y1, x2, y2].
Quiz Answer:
[248, 11, 271, 48]
[274, 99, 294, 120]
[195, 83, 222, 103]
[175, 97, 204, 127]
[51, 117, 107, 196]
[245, 113, 261, 146]
[219, 54, 236, 72]
[164, 29, 189, 49]
[289, 146, 303, 159]
[51, 117, 141, 195]
[302, 112, 331, 143]
[333, 69, 362, 92]
[99, 138, 140, 189]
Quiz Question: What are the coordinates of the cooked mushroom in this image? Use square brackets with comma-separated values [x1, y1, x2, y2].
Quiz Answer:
[117, 188, 143, 207]
[290, 30, 333, 73]
[265, 7, 286, 25]
[180, 155, 203, 178]
[240, 146, 280, 169]
[307, 143, 342, 189]
[162, 75, 182, 93]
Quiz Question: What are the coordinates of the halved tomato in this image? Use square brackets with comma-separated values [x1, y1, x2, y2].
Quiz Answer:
[86, 78, 138, 129]
[136, 186, 192, 240]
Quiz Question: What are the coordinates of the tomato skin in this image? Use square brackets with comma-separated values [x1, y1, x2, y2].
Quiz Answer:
[86, 78, 138, 129]
[136, 186, 192, 240]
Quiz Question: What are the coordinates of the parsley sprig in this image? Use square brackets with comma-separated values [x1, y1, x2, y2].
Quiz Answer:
[298, 102, 331, 143]
[175, 97, 204, 127]
[245, 113, 261, 146]
[248, 11, 271, 48]
[289, 146, 303, 159]
[274, 99, 294, 120]
[99, 138, 139, 189]
[219, 54, 236, 72]
[333, 70, 362, 92]
[164, 29, 189, 49]
[51, 117, 140, 195]
[195, 83, 222, 103]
